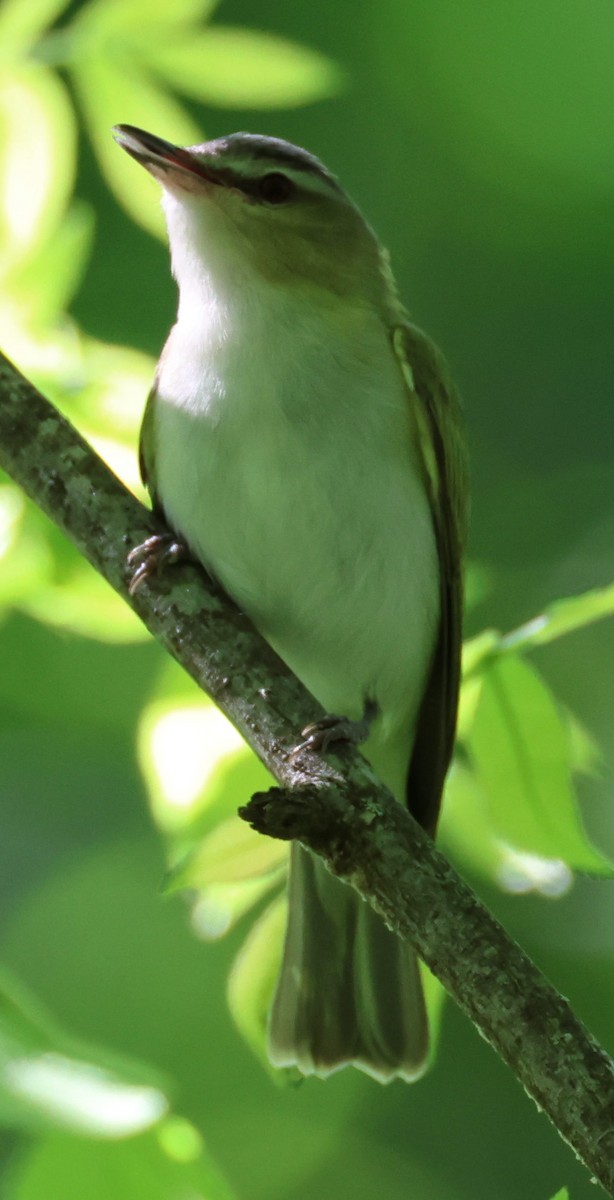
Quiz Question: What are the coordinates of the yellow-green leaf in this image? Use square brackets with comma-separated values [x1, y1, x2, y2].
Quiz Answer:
[440, 764, 572, 897]
[139, 699, 248, 833]
[168, 816, 288, 890]
[467, 654, 613, 874]
[190, 873, 284, 941]
[21, 557, 146, 643]
[146, 28, 344, 109]
[72, 0, 219, 45]
[0, 969, 167, 1138]
[227, 896, 286, 1073]
[71, 57, 201, 238]
[6, 1124, 237, 1200]
[12, 202, 94, 329]
[501, 581, 614, 651]
[0, 66, 76, 279]
[0, 485, 52, 608]
[0, 0, 70, 60]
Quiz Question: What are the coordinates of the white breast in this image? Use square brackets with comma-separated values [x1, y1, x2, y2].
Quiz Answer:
[153, 280, 439, 797]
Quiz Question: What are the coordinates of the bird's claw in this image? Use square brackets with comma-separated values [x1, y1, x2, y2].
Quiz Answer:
[291, 700, 378, 759]
[127, 532, 188, 595]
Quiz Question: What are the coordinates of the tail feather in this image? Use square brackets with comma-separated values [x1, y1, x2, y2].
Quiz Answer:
[268, 844, 428, 1081]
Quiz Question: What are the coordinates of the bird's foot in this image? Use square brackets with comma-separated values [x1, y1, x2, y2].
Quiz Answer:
[127, 532, 190, 595]
[292, 698, 378, 758]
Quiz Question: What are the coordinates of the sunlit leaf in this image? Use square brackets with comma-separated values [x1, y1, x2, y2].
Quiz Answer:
[440, 764, 512, 882]
[0, 0, 70, 60]
[21, 556, 145, 643]
[0, 335, 154, 642]
[169, 816, 287, 889]
[467, 654, 613, 874]
[440, 764, 572, 896]
[456, 673, 483, 743]
[227, 895, 286, 1072]
[420, 964, 448, 1059]
[0, 484, 24, 562]
[500, 581, 614, 651]
[11, 202, 95, 328]
[5, 1124, 237, 1200]
[145, 27, 344, 109]
[461, 629, 499, 678]
[12, 334, 150, 495]
[549, 1190, 569, 1200]
[71, 56, 201, 238]
[0, 484, 53, 607]
[0, 970, 167, 1138]
[49, 339, 152, 464]
[0, 66, 76, 278]
[497, 849, 573, 898]
[139, 689, 272, 836]
[139, 699, 246, 833]
[565, 712, 601, 779]
[72, 0, 219, 42]
[5, 500, 146, 645]
[2, 336, 149, 471]
[456, 630, 498, 741]
[190, 872, 285, 941]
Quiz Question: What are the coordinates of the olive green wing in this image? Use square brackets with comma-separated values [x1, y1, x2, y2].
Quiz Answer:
[138, 383, 161, 508]
[392, 323, 469, 835]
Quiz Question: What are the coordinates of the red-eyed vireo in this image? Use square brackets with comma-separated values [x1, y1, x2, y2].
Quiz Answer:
[113, 124, 468, 1083]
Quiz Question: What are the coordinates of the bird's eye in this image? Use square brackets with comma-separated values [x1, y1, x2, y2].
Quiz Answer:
[257, 172, 295, 205]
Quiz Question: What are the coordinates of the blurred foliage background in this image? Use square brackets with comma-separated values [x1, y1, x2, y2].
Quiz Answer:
[1, 0, 614, 1197]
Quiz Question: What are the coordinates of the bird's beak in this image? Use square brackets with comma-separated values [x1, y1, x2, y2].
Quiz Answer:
[112, 124, 224, 189]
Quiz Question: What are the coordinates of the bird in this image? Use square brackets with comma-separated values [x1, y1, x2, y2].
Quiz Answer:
[113, 123, 468, 1083]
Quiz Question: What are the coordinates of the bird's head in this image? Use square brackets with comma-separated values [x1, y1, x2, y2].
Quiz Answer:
[113, 125, 396, 315]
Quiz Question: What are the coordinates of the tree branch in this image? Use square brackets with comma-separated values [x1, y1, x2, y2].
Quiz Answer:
[1, 348, 614, 1194]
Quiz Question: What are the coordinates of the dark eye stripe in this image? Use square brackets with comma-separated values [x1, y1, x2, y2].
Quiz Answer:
[204, 165, 293, 203]
[246, 144, 342, 192]
[198, 133, 343, 195]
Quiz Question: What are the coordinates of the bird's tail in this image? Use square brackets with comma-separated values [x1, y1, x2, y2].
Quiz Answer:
[268, 843, 428, 1082]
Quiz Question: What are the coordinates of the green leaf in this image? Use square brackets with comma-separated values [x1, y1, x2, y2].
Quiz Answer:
[21, 555, 146, 643]
[145, 27, 345, 109]
[440, 764, 573, 897]
[3, 499, 145, 644]
[440, 764, 506, 881]
[461, 628, 500, 678]
[0, 485, 52, 608]
[12, 202, 95, 328]
[0, 334, 157, 642]
[564, 711, 601, 778]
[420, 964, 448, 1060]
[168, 816, 288, 889]
[49, 338, 152, 452]
[549, 1190, 569, 1200]
[138, 691, 273, 836]
[0, 969, 168, 1137]
[466, 654, 613, 874]
[71, 56, 201, 238]
[0, 66, 76, 279]
[5, 1124, 237, 1200]
[139, 698, 249, 833]
[73, 0, 219, 42]
[0, 0, 71, 60]
[190, 873, 285, 940]
[500, 581, 614, 651]
[227, 895, 286, 1073]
